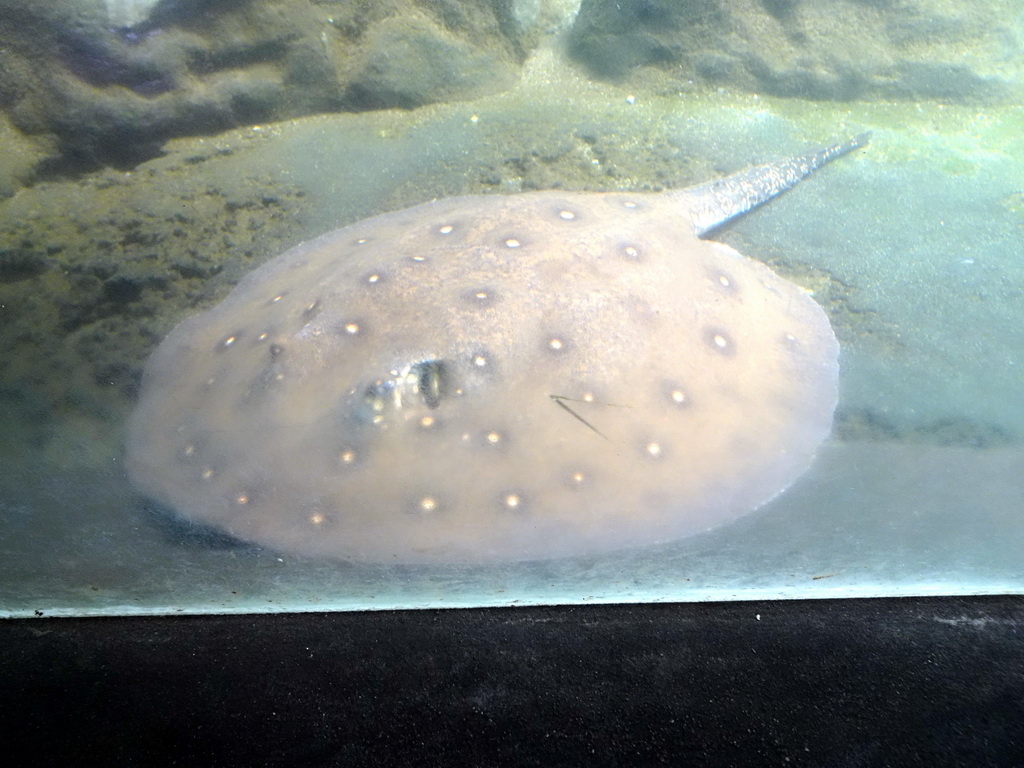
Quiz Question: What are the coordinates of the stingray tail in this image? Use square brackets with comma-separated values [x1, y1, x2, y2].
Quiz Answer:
[680, 132, 871, 237]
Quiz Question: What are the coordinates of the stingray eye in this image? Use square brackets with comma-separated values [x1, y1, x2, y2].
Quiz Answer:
[360, 380, 391, 424]
[412, 359, 449, 410]
[355, 359, 452, 425]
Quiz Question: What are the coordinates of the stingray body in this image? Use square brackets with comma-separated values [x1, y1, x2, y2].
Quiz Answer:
[126, 135, 868, 563]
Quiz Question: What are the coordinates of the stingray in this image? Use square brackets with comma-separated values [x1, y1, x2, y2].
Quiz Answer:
[126, 133, 869, 563]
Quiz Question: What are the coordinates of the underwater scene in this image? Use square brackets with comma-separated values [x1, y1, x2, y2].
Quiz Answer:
[0, 0, 1022, 617]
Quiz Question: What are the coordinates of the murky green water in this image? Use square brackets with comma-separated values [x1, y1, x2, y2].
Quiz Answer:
[2, 61, 1022, 617]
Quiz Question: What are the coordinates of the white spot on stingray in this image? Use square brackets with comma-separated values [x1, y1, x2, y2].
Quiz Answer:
[501, 492, 523, 510]
[705, 329, 734, 354]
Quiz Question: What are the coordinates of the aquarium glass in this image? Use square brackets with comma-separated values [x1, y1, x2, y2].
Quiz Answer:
[1, 0, 1022, 616]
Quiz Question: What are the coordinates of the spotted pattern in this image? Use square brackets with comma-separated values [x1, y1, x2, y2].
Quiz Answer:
[127, 189, 839, 564]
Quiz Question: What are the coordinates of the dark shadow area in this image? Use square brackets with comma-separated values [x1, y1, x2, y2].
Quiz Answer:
[2, 596, 1022, 765]
[141, 499, 261, 551]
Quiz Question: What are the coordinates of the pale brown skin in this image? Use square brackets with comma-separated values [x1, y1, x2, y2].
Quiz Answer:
[127, 186, 838, 563]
